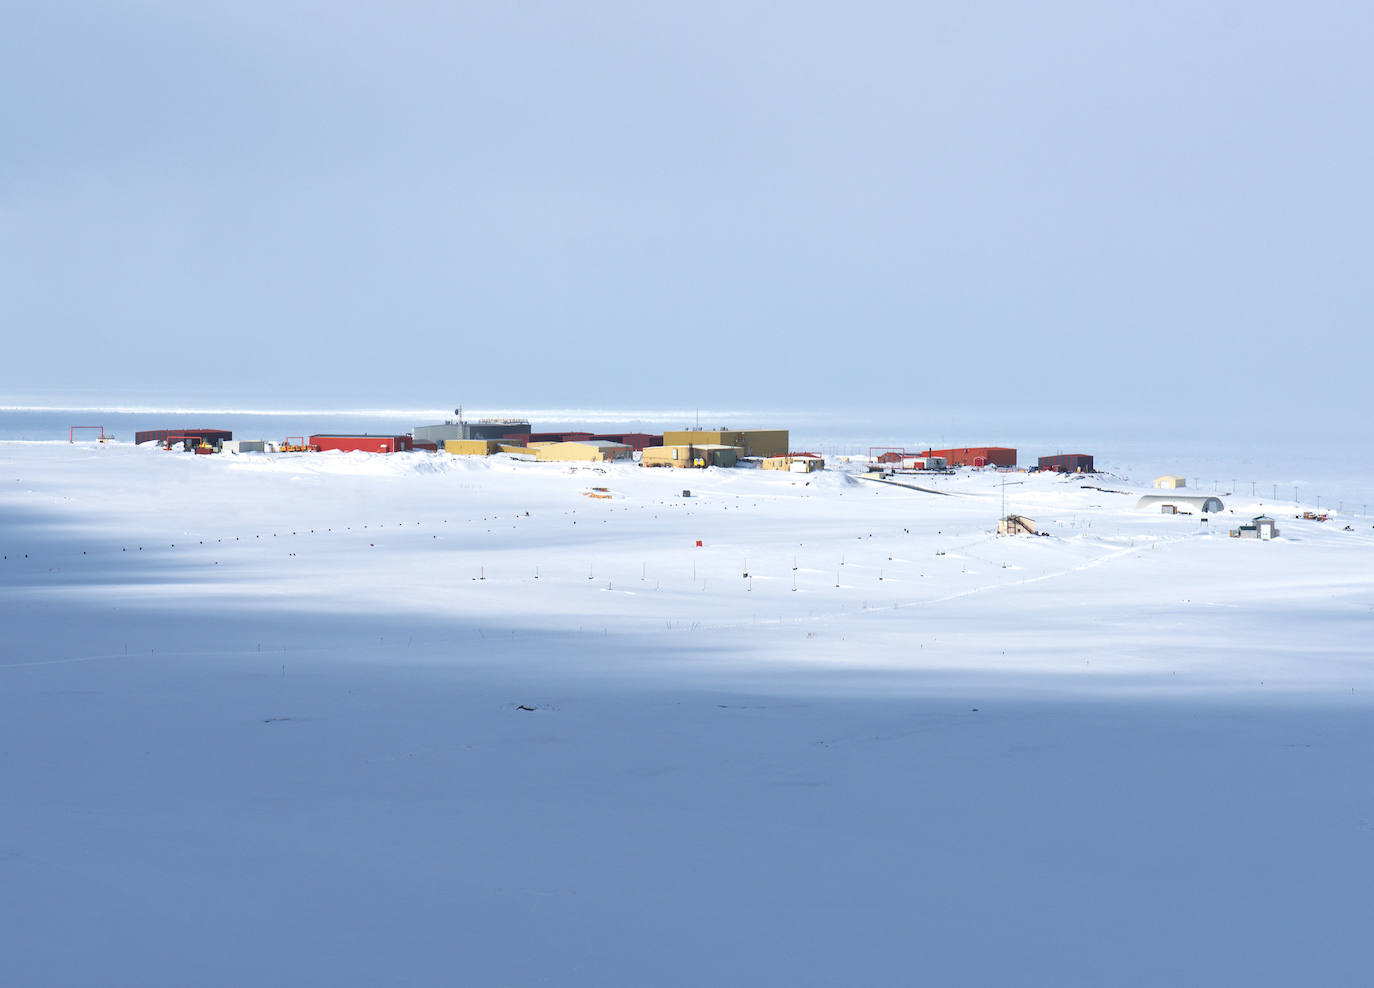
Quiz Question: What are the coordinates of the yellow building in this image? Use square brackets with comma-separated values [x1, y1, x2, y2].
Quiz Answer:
[642, 445, 741, 468]
[762, 453, 824, 472]
[1154, 475, 1187, 489]
[998, 515, 1038, 536]
[534, 440, 632, 463]
[661, 429, 788, 458]
[444, 439, 501, 456]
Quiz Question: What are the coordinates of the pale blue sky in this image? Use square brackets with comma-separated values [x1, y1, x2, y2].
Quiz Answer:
[3, 2, 1371, 426]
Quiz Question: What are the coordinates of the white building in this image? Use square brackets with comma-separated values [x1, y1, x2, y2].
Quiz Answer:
[1231, 516, 1279, 540]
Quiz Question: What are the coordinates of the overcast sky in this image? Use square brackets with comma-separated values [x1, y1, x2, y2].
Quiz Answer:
[3, 2, 1371, 426]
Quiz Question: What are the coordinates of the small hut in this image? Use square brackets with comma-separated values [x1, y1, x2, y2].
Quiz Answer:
[998, 515, 1038, 536]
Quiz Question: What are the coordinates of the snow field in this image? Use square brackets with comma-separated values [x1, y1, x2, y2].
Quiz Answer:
[3, 441, 1374, 985]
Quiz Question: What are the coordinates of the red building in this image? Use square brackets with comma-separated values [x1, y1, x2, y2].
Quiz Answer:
[1038, 453, 1094, 473]
[310, 434, 413, 454]
[527, 431, 594, 444]
[591, 433, 662, 452]
[135, 428, 232, 447]
[921, 446, 1017, 468]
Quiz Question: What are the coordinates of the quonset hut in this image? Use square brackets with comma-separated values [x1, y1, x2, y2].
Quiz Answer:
[1135, 494, 1223, 513]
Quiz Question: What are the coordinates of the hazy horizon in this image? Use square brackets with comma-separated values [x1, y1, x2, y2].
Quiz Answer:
[4, 2, 1372, 426]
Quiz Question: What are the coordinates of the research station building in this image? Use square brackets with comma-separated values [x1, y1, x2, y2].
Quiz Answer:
[1038, 454, 1094, 473]
[533, 440, 633, 462]
[414, 418, 531, 446]
[662, 430, 789, 459]
[310, 434, 414, 454]
[921, 446, 1017, 468]
[642, 444, 741, 468]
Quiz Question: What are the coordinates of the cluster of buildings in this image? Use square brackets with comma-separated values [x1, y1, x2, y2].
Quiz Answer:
[135, 421, 1107, 480]
[869, 446, 1096, 473]
[129, 416, 1283, 538]
[134, 418, 812, 470]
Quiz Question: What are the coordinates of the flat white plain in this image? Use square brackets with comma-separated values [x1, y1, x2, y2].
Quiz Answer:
[3, 442, 1372, 986]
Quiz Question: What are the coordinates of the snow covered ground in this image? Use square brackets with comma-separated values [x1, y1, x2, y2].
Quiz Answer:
[4, 441, 1373, 985]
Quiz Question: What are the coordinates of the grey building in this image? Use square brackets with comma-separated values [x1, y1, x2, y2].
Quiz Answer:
[1231, 516, 1279, 540]
[413, 415, 530, 445]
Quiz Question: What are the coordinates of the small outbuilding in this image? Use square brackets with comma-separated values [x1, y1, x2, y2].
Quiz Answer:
[902, 454, 946, 471]
[1136, 494, 1223, 513]
[1231, 516, 1279, 540]
[221, 440, 267, 453]
[762, 452, 825, 473]
[1154, 475, 1187, 489]
[998, 515, 1038, 536]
